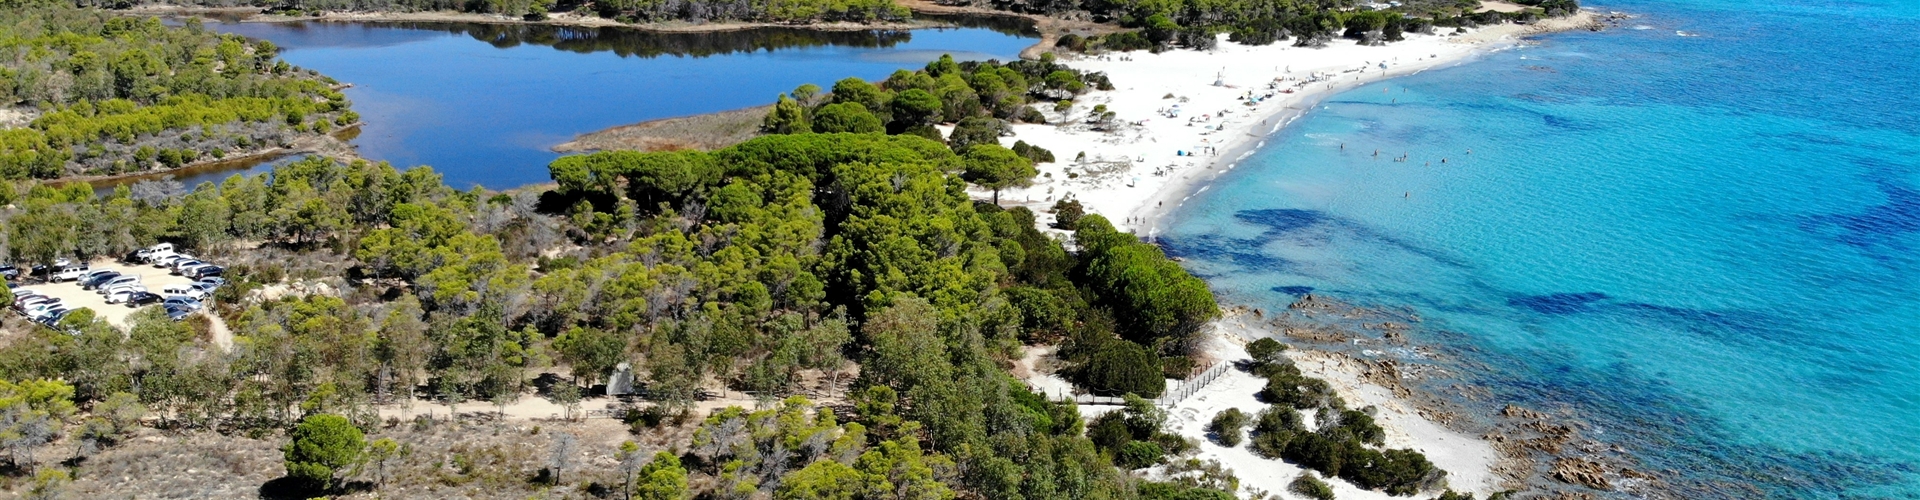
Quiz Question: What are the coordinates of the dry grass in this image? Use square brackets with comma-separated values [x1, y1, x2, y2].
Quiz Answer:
[552, 106, 771, 154]
[63, 430, 286, 499]
[52, 417, 688, 499]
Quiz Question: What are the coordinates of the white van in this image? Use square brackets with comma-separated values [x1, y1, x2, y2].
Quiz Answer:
[161, 284, 208, 300]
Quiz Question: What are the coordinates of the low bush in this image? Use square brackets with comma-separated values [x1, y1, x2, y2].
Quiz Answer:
[1115, 440, 1165, 469]
[1290, 472, 1336, 500]
[1206, 408, 1249, 447]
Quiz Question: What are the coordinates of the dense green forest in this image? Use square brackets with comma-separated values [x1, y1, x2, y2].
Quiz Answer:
[0, 131, 1236, 497]
[0, 5, 356, 180]
[0, 82, 1456, 500]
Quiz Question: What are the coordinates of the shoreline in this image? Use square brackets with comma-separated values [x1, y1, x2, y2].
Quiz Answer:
[128, 4, 933, 34]
[552, 105, 770, 153]
[134, 2, 1094, 60]
[989, 11, 1606, 497]
[46, 124, 363, 189]
[990, 11, 1603, 236]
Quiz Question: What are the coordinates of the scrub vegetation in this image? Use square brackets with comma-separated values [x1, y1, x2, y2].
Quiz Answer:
[0, 4, 356, 180]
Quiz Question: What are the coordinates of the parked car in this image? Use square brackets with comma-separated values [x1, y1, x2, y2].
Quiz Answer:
[162, 296, 204, 312]
[31, 307, 70, 323]
[95, 276, 140, 294]
[0, 264, 18, 280]
[81, 271, 124, 290]
[143, 250, 177, 266]
[21, 301, 64, 318]
[196, 277, 227, 290]
[12, 289, 46, 304]
[99, 282, 142, 298]
[78, 269, 118, 283]
[153, 254, 192, 268]
[186, 266, 225, 279]
[15, 293, 55, 307]
[52, 265, 91, 282]
[16, 299, 59, 314]
[169, 259, 204, 275]
[106, 286, 150, 304]
[162, 284, 209, 301]
[125, 292, 163, 307]
[164, 306, 191, 321]
[178, 263, 215, 278]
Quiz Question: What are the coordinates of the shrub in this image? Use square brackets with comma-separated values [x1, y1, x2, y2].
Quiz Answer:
[948, 116, 1007, 153]
[1207, 408, 1249, 447]
[811, 102, 883, 134]
[1261, 371, 1338, 410]
[1072, 338, 1164, 397]
[1088, 412, 1133, 450]
[1250, 406, 1303, 458]
[1115, 440, 1165, 469]
[1246, 337, 1287, 365]
[900, 124, 945, 143]
[282, 414, 365, 490]
[1050, 198, 1084, 229]
[1290, 472, 1336, 500]
[1012, 140, 1055, 164]
[1016, 105, 1047, 123]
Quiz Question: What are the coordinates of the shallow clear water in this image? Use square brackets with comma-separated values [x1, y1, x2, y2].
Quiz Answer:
[206, 20, 1035, 189]
[1162, 0, 1920, 496]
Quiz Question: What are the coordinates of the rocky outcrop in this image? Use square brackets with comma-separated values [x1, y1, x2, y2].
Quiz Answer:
[1551, 457, 1612, 490]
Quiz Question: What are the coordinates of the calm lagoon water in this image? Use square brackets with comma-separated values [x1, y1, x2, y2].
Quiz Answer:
[1162, 0, 1920, 496]
[204, 20, 1036, 189]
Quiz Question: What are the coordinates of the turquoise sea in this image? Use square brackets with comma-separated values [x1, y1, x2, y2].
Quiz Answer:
[1162, 0, 1920, 497]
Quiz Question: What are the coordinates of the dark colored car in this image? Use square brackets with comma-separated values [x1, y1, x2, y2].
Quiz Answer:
[186, 266, 225, 279]
[81, 271, 123, 290]
[125, 292, 163, 307]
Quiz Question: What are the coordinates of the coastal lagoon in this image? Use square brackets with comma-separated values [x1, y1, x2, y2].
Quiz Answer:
[200, 19, 1035, 189]
[1163, 0, 1920, 496]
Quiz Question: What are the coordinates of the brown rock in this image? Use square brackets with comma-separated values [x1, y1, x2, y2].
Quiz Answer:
[1551, 457, 1612, 490]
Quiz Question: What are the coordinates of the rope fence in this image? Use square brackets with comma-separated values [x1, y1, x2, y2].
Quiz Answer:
[1046, 360, 1235, 408]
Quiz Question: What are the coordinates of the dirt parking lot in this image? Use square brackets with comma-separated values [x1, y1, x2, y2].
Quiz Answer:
[12, 258, 208, 328]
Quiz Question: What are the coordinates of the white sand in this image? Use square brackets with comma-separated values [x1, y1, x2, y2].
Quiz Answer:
[985, 19, 1599, 497]
[985, 20, 1585, 238]
[1155, 316, 1505, 498]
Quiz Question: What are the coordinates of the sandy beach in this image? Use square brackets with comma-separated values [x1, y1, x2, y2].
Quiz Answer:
[1145, 312, 1507, 498]
[989, 13, 1599, 240]
[990, 14, 1599, 498]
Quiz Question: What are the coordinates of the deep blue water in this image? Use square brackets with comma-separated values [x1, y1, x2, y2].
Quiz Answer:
[1162, 0, 1920, 497]
[205, 20, 1034, 189]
